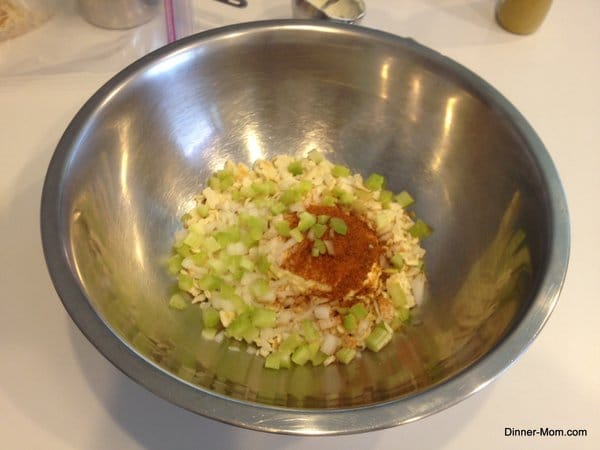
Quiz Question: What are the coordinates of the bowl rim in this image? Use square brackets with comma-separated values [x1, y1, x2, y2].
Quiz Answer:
[40, 19, 570, 435]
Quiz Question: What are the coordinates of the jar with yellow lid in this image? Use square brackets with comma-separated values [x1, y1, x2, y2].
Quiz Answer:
[496, 0, 553, 35]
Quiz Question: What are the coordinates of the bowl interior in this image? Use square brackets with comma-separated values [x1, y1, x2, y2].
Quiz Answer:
[46, 23, 563, 421]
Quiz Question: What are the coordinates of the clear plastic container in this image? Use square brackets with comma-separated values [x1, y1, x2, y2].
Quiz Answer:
[0, 0, 56, 41]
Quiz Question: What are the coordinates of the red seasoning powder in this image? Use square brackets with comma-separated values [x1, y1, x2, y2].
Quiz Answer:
[282, 205, 382, 300]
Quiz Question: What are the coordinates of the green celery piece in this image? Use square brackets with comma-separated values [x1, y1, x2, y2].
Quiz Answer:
[379, 190, 394, 208]
[397, 307, 411, 323]
[289, 227, 304, 242]
[287, 160, 303, 176]
[271, 201, 286, 215]
[335, 347, 356, 364]
[307, 149, 324, 163]
[242, 326, 259, 344]
[256, 254, 270, 274]
[202, 307, 220, 328]
[349, 302, 368, 319]
[198, 274, 222, 291]
[183, 231, 203, 249]
[178, 273, 194, 291]
[312, 239, 326, 256]
[251, 307, 277, 328]
[280, 189, 301, 206]
[365, 326, 392, 352]
[387, 281, 407, 308]
[218, 283, 236, 299]
[208, 176, 221, 191]
[169, 293, 188, 310]
[318, 214, 330, 224]
[291, 344, 312, 366]
[409, 219, 433, 239]
[196, 204, 210, 218]
[279, 352, 292, 369]
[364, 173, 386, 191]
[203, 236, 221, 254]
[296, 180, 313, 195]
[251, 180, 277, 196]
[167, 254, 183, 275]
[280, 333, 303, 354]
[214, 228, 240, 247]
[301, 319, 321, 342]
[338, 192, 354, 205]
[311, 223, 327, 239]
[395, 190, 414, 208]
[239, 185, 254, 198]
[265, 352, 282, 370]
[207, 257, 227, 275]
[329, 217, 348, 235]
[226, 312, 252, 339]
[274, 220, 291, 237]
[180, 212, 192, 223]
[343, 314, 358, 332]
[390, 254, 404, 270]
[250, 278, 273, 302]
[175, 243, 192, 257]
[321, 195, 337, 207]
[239, 256, 255, 271]
[311, 351, 329, 366]
[331, 165, 350, 178]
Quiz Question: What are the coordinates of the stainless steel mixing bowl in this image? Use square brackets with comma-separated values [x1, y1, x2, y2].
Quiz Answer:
[41, 20, 569, 434]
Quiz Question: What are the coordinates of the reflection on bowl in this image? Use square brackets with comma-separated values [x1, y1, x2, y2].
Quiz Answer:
[41, 20, 569, 434]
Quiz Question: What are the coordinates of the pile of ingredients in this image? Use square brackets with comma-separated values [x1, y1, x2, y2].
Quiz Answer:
[167, 151, 430, 368]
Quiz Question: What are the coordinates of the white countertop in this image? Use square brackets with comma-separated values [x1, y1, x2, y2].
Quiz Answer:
[1, 1, 598, 449]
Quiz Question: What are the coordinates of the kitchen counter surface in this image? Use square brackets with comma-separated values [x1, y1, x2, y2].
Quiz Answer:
[1, 1, 598, 449]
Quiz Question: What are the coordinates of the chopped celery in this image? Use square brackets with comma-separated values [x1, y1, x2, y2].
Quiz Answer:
[396, 307, 411, 323]
[335, 347, 356, 364]
[329, 217, 348, 235]
[311, 223, 327, 239]
[169, 293, 188, 310]
[202, 306, 220, 328]
[250, 278, 274, 302]
[167, 254, 183, 275]
[256, 254, 270, 274]
[387, 281, 407, 308]
[321, 195, 337, 206]
[390, 254, 404, 270]
[183, 231, 203, 249]
[331, 165, 350, 178]
[365, 325, 392, 352]
[318, 214, 330, 224]
[239, 256, 255, 271]
[242, 326, 259, 344]
[271, 201, 287, 215]
[180, 213, 192, 223]
[196, 204, 210, 218]
[307, 149, 324, 163]
[301, 319, 321, 342]
[365, 173, 385, 191]
[274, 220, 291, 237]
[178, 273, 194, 291]
[226, 313, 252, 339]
[214, 228, 240, 247]
[296, 180, 313, 195]
[289, 228, 304, 242]
[203, 236, 221, 254]
[251, 307, 277, 328]
[198, 274, 222, 291]
[280, 189, 301, 206]
[349, 302, 368, 319]
[291, 344, 312, 366]
[343, 314, 358, 332]
[379, 190, 394, 208]
[265, 352, 282, 370]
[311, 351, 328, 366]
[175, 243, 192, 257]
[312, 239, 326, 256]
[338, 192, 354, 205]
[251, 180, 277, 195]
[395, 190, 414, 207]
[409, 219, 432, 239]
[287, 160, 303, 176]
[280, 333, 303, 354]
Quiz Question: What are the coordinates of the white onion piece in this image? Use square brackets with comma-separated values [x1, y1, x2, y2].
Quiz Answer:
[314, 304, 331, 319]
[320, 333, 340, 355]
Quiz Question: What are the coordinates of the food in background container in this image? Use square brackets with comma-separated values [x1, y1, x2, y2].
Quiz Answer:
[0, 0, 55, 41]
